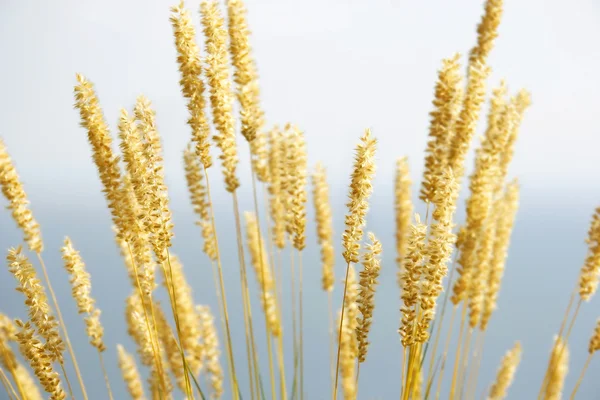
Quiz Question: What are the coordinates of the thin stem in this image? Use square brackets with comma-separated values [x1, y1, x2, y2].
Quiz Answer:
[328, 291, 335, 399]
[401, 347, 407, 400]
[457, 328, 474, 400]
[203, 166, 239, 399]
[298, 249, 305, 400]
[276, 334, 287, 400]
[355, 362, 361, 398]
[333, 262, 351, 400]
[36, 252, 87, 400]
[59, 360, 75, 400]
[163, 252, 194, 398]
[126, 243, 168, 398]
[261, 183, 287, 400]
[539, 297, 583, 400]
[434, 306, 457, 400]
[449, 303, 468, 399]
[98, 351, 114, 400]
[460, 328, 478, 400]
[271, 252, 287, 400]
[232, 191, 262, 400]
[427, 254, 458, 386]
[0, 344, 26, 400]
[249, 158, 277, 400]
[564, 299, 582, 344]
[537, 286, 577, 400]
[466, 330, 485, 400]
[0, 367, 17, 400]
[569, 352, 593, 400]
[424, 355, 442, 400]
[290, 250, 299, 400]
[404, 342, 423, 400]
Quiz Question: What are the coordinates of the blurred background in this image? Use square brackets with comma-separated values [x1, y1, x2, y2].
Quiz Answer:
[1, 0, 600, 398]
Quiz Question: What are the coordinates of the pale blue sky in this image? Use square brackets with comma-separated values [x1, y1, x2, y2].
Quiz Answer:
[1, 0, 600, 399]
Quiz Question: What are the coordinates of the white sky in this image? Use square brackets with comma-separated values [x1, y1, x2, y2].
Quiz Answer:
[0, 0, 599, 206]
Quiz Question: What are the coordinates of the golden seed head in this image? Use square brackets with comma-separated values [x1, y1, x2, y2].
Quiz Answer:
[268, 126, 287, 249]
[201, 0, 239, 193]
[125, 293, 155, 367]
[74, 74, 126, 238]
[356, 232, 382, 363]
[312, 163, 335, 292]
[184, 144, 217, 260]
[339, 265, 359, 400]
[447, 60, 491, 183]
[61, 237, 94, 314]
[420, 54, 463, 204]
[543, 336, 569, 400]
[227, 0, 264, 144]
[0, 139, 43, 253]
[0, 314, 17, 342]
[61, 237, 106, 351]
[488, 341, 522, 400]
[579, 206, 600, 301]
[469, 0, 504, 65]
[85, 309, 106, 352]
[452, 82, 512, 307]
[342, 129, 377, 264]
[399, 214, 427, 347]
[160, 255, 203, 375]
[250, 129, 270, 182]
[197, 305, 224, 399]
[154, 303, 188, 392]
[14, 361, 44, 400]
[286, 126, 308, 251]
[15, 320, 66, 400]
[481, 181, 519, 330]
[170, 1, 212, 168]
[134, 96, 174, 264]
[416, 170, 458, 342]
[245, 212, 281, 336]
[245, 212, 274, 291]
[395, 156, 413, 288]
[0, 327, 17, 372]
[7, 247, 64, 363]
[494, 89, 531, 195]
[117, 344, 147, 400]
[588, 319, 600, 354]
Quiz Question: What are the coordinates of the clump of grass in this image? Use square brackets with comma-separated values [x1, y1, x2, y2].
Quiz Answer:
[2, 1, 600, 400]
[488, 342, 521, 400]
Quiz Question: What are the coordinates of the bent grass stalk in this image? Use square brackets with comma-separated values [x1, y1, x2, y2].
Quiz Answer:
[232, 191, 262, 400]
[465, 330, 486, 400]
[0, 367, 17, 400]
[249, 159, 277, 400]
[126, 243, 169, 397]
[457, 328, 474, 399]
[204, 166, 240, 399]
[261, 184, 288, 400]
[290, 250, 299, 400]
[333, 261, 351, 400]
[0, 344, 26, 400]
[163, 252, 194, 398]
[432, 305, 457, 400]
[538, 296, 582, 400]
[426, 253, 458, 393]
[98, 351, 114, 400]
[449, 304, 468, 399]
[36, 252, 86, 400]
[569, 353, 592, 400]
[298, 250, 305, 400]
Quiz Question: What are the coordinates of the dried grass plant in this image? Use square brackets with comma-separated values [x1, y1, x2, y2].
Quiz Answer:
[1, 0, 599, 399]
